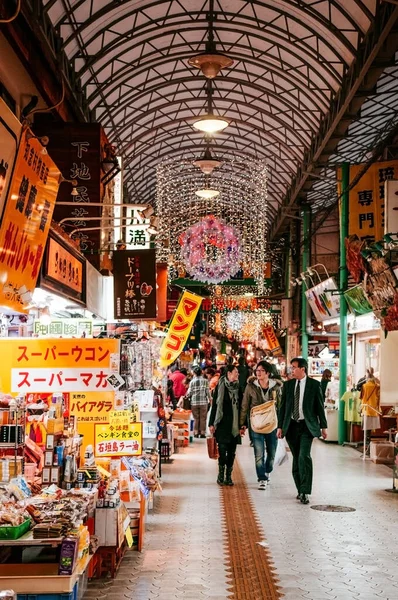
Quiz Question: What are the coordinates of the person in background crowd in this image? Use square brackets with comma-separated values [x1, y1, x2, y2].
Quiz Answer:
[320, 369, 332, 402]
[169, 364, 187, 407]
[209, 365, 243, 486]
[237, 356, 251, 395]
[240, 361, 282, 490]
[209, 369, 221, 400]
[166, 378, 176, 409]
[186, 366, 211, 438]
[277, 357, 327, 505]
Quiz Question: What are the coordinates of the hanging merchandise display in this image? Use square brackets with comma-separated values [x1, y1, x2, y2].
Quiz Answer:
[156, 158, 268, 291]
[159, 290, 203, 368]
[179, 215, 241, 284]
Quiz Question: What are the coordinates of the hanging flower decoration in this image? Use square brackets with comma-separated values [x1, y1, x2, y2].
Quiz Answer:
[179, 215, 241, 284]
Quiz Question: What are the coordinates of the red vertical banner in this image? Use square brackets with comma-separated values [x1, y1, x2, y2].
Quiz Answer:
[156, 263, 168, 322]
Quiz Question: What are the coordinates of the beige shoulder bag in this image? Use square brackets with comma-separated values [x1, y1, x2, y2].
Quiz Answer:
[250, 389, 277, 434]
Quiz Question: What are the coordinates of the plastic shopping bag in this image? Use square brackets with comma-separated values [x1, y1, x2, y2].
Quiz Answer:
[274, 438, 289, 467]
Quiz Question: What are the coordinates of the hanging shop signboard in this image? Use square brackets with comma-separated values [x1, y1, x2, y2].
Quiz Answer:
[42, 235, 84, 298]
[34, 123, 104, 266]
[305, 277, 341, 322]
[33, 318, 93, 337]
[113, 249, 157, 320]
[156, 263, 168, 322]
[262, 325, 281, 354]
[125, 206, 151, 249]
[0, 128, 60, 312]
[344, 286, 372, 315]
[385, 180, 398, 236]
[95, 422, 142, 457]
[0, 98, 21, 222]
[159, 290, 203, 368]
[340, 160, 398, 244]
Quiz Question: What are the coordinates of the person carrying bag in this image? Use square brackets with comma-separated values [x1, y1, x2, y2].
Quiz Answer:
[240, 361, 282, 490]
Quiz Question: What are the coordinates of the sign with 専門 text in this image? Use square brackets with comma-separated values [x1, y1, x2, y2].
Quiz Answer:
[113, 249, 157, 319]
[95, 422, 142, 457]
[339, 160, 398, 245]
[159, 290, 203, 368]
[0, 128, 60, 312]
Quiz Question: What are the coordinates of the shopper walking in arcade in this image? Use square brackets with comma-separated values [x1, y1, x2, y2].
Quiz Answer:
[277, 357, 328, 505]
[209, 365, 242, 486]
[169, 364, 187, 408]
[240, 361, 281, 490]
[186, 366, 211, 438]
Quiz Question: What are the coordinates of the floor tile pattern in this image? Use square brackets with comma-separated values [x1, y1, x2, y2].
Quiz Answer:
[86, 437, 398, 600]
[221, 459, 282, 599]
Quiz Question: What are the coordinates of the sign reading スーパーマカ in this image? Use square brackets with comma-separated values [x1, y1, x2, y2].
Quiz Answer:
[113, 249, 157, 319]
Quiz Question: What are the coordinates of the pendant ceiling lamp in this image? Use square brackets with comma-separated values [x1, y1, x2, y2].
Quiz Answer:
[188, 1, 234, 79]
[195, 187, 220, 199]
[193, 144, 222, 175]
[192, 80, 229, 133]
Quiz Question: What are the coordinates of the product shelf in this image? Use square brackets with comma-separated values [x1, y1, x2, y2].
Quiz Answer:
[0, 530, 63, 546]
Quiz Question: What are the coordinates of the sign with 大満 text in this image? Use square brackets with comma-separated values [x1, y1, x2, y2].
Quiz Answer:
[125, 206, 151, 249]
[0, 128, 60, 312]
[0, 98, 21, 221]
[113, 249, 157, 319]
[159, 290, 203, 368]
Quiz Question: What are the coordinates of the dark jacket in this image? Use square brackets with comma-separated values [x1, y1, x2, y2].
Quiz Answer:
[209, 382, 242, 445]
[278, 377, 327, 438]
[237, 364, 250, 393]
[240, 376, 282, 428]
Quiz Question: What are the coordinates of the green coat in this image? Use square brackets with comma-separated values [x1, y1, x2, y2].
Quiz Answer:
[278, 377, 327, 438]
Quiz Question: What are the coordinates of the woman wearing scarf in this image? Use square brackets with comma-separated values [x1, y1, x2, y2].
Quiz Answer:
[209, 365, 242, 486]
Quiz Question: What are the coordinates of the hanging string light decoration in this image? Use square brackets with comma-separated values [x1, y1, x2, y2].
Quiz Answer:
[179, 215, 241, 284]
[156, 158, 268, 291]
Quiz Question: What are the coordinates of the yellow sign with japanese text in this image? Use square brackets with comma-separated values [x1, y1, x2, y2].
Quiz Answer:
[0, 128, 61, 312]
[338, 160, 398, 244]
[159, 290, 203, 368]
[95, 422, 143, 457]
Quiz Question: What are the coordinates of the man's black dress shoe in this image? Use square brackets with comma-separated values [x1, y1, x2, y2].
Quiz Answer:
[296, 494, 300, 500]
[300, 493, 309, 504]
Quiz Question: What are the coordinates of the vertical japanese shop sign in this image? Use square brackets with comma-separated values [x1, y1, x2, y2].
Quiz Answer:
[159, 290, 203, 367]
[36, 123, 103, 266]
[342, 160, 398, 244]
[262, 325, 281, 354]
[125, 206, 151, 249]
[113, 249, 157, 319]
[0, 128, 60, 312]
[0, 98, 21, 221]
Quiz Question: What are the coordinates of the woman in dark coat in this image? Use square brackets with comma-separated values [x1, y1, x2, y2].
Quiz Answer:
[209, 364, 242, 486]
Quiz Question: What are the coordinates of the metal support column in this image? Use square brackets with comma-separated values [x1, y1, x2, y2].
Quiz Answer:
[339, 163, 349, 444]
[301, 206, 310, 359]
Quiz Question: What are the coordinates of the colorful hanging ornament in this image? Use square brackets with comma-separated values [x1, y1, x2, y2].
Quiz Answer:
[179, 215, 241, 284]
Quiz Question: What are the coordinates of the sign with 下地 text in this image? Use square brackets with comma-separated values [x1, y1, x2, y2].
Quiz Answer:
[0, 338, 118, 393]
[0, 128, 60, 312]
[159, 290, 203, 368]
[35, 123, 104, 265]
[113, 249, 157, 319]
[341, 160, 398, 244]
[95, 422, 142, 457]
[305, 277, 341, 322]
[45, 237, 84, 295]
[33, 318, 93, 337]
[0, 98, 21, 221]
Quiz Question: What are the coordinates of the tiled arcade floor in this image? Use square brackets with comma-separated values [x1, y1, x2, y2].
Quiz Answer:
[86, 437, 398, 600]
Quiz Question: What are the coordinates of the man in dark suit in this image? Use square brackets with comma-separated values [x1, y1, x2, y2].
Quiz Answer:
[277, 357, 327, 505]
